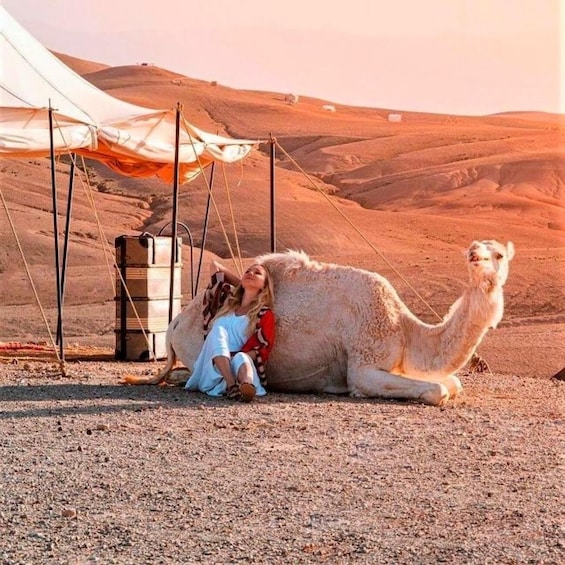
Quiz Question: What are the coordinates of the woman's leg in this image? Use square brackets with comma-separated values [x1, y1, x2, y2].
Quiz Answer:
[207, 325, 236, 389]
[231, 353, 257, 402]
[213, 355, 236, 389]
[236, 358, 254, 386]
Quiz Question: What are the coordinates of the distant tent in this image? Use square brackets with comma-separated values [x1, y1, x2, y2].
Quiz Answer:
[0, 6, 256, 183]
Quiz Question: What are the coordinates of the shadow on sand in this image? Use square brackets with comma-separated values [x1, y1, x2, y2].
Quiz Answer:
[0, 381, 396, 420]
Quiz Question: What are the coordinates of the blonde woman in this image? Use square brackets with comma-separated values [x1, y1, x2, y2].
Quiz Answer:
[185, 262, 276, 402]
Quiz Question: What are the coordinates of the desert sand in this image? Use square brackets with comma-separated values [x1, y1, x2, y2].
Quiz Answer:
[0, 53, 563, 564]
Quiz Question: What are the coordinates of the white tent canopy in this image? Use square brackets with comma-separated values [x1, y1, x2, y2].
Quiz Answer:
[0, 6, 256, 182]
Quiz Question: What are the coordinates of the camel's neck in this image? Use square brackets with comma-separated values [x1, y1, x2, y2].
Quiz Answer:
[405, 283, 504, 377]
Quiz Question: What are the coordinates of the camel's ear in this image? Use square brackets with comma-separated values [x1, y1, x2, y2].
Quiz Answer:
[506, 242, 515, 261]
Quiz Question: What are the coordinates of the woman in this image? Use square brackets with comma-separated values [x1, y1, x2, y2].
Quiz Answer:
[184, 261, 276, 402]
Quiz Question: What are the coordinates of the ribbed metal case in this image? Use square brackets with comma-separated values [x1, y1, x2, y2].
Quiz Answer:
[114, 234, 182, 360]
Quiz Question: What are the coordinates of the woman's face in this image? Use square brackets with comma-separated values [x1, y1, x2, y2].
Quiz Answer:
[241, 264, 267, 292]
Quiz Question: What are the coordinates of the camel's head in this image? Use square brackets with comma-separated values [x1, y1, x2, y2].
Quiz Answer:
[466, 240, 515, 290]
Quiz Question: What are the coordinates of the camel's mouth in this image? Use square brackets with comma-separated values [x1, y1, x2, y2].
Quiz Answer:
[468, 252, 487, 264]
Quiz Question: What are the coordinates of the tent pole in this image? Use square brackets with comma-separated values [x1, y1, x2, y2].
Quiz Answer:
[270, 133, 276, 253]
[57, 157, 75, 345]
[48, 104, 64, 361]
[168, 103, 182, 325]
[195, 162, 216, 292]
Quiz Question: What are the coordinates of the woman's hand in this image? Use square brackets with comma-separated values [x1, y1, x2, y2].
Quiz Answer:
[210, 260, 225, 276]
[210, 260, 241, 286]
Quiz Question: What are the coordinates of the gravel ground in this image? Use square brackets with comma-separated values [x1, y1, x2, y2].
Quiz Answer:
[0, 358, 563, 565]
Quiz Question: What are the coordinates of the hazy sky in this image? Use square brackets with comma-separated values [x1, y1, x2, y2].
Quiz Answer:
[3, 0, 563, 115]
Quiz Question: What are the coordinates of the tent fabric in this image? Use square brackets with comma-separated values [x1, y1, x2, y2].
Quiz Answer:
[0, 109, 97, 155]
[0, 7, 256, 183]
[91, 113, 254, 182]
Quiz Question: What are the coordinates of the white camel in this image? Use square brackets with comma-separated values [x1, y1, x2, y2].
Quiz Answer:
[126, 239, 514, 406]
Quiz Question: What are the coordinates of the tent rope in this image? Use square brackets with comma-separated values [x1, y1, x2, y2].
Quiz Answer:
[0, 188, 61, 363]
[0, 111, 87, 368]
[75, 154, 157, 361]
[220, 161, 244, 274]
[275, 140, 443, 322]
[52, 115, 158, 361]
[50, 111, 158, 362]
[180, 111, 244, 276]
[76, 155, 116, 289]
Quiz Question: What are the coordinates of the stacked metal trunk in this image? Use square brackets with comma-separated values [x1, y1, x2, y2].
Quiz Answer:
[114, 235, 182, 360]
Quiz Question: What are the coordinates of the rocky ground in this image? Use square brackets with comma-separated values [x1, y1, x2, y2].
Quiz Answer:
[1, 354, 563, 565]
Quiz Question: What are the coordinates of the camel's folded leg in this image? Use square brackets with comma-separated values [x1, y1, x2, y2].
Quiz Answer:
[441, 375, 463, 399]
[347, 365, 451, 406]
[165, 367, 191, 386]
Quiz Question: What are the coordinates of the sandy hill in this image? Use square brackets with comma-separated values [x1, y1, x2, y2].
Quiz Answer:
[1, 53, 563, 378]
[52, 51, 110, 76]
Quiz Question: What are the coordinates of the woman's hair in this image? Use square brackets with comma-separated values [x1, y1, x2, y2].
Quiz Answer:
[213, 264, 274, 335]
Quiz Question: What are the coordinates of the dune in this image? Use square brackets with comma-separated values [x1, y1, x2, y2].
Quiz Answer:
[52, 50, 110, 75]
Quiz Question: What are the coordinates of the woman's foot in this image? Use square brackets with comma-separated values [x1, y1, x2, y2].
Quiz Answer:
[238, 382, 256, 403]
[225, 382, 256, 402]
[226, 384, 241, 400]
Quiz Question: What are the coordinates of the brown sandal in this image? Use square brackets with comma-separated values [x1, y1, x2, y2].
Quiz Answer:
[238, 382, 256, 403]
[226, 384, 241, 400]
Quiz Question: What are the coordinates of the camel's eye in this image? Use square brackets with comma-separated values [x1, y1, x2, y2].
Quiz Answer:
[495, 252, 503, 260]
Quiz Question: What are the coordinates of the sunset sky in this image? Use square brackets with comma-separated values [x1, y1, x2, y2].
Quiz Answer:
[3, 0, 563, 116]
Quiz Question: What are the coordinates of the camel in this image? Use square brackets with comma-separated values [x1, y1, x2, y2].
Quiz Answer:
[125, 239, 514, 406]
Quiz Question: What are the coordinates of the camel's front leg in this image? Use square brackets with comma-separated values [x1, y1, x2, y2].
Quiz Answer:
[347, 365, 450, 406]
[442, 375, 463, 399]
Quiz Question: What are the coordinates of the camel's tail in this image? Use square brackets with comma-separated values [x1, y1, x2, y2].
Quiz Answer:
[122, 336, 177, 386]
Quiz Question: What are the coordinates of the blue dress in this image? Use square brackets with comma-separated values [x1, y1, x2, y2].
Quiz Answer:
[184, 313, 267, 397]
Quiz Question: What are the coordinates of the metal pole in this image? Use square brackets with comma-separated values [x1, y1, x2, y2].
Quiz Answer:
[270, 133, 276, 252]
[48, 104, 64, 361]
[168, 103, 182, 324]
[56, 157, 75, 345]
[195, 162, 215, 291]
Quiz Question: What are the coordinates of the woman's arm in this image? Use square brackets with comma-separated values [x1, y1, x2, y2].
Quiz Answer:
[244, 350, 257, 362]
[211, 260, 241, 287]
[240, 309, 276, 363]
[240, 309, 275, 387]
